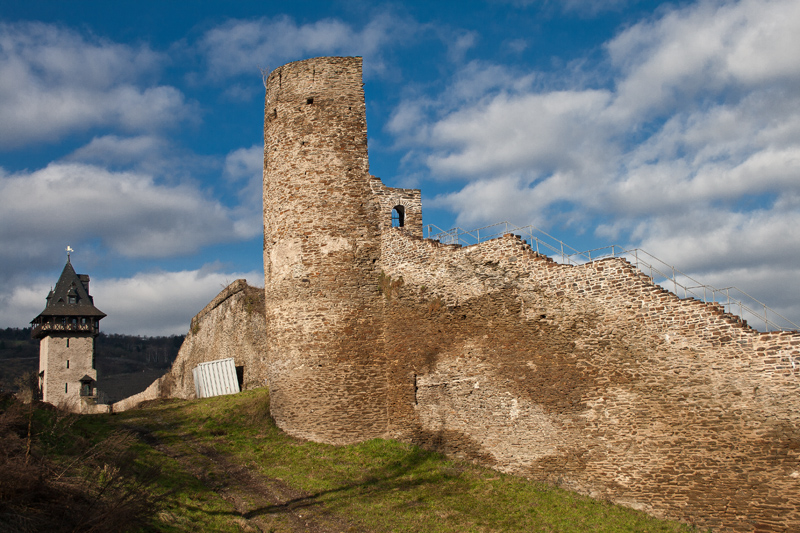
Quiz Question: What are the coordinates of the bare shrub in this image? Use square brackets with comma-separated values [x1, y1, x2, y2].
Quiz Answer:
[0, 395, 163, 532]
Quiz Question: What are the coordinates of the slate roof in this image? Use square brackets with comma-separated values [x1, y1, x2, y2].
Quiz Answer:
[32, 260, 106, 320]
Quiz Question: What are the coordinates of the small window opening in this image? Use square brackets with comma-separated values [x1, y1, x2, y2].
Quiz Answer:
[392, 205, 405, 228]
[68, 295, 76, 304]
[306, 97, 314, 105]
[66, 338, 69, 348]
[65, 383, 68, 393]
[67, 359, 69, 369]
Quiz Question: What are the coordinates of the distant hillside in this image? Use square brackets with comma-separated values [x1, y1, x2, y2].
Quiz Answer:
[0, 328, 184, 393]
[0, 328, 39, 393]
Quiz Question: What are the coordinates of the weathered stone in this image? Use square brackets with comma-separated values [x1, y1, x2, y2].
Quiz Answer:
[258, 56, 800, 533]
[113, 280, 266, 411]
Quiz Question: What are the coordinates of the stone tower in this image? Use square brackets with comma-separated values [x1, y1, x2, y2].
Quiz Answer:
[31, 256, 105, 412]
[263, 57, 387, 443]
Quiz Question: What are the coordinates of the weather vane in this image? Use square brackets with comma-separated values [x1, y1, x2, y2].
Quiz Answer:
[66, 245, 74, 261]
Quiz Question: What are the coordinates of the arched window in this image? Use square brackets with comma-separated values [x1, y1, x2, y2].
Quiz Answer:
[391, 205, 405, 228]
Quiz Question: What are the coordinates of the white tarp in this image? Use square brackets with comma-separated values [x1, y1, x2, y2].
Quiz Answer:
[192, 357, 240, 399]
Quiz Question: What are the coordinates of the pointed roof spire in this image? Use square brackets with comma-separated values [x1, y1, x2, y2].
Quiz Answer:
[32, 259, 106, 320]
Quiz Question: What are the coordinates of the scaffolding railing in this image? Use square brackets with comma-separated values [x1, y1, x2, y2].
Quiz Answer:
[425, 222, 798, 332]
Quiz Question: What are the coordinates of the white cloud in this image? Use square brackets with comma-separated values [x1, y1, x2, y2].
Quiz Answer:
[224, 145, 263, 182]
[65, 134, 222, 184]
[443, 30, 479, 63]
[426, 88, 614, 179]
[0, 162, 258, 269]
[391, 0, 800, 325]
[430, 176, 546, 227]
[223, 144, 265, 236]
[605, 0, 800, 121]
[633, 206, 800, 274]
[95, 268, 262, 335]
[505, 38, 529, 54]
[491, 0, 641, 16]
[0, 268, 262, 336]
[199, 12, 421, 80]
[0, 22, 195, 148]
[68, 135, 165, 167]
[401, 0, 800, 219]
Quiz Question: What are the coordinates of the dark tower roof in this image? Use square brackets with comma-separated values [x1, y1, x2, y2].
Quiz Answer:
[32, 259, 106, 321]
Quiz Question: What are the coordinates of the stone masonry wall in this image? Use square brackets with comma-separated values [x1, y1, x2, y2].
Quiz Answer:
[39, 334, 97, 413]
[379, 228, 800, 533]
[259, 56, 800, 531]
[112, 280, 266, 412]
[370, 178, 423, 237]
[263, 57, 389, 444]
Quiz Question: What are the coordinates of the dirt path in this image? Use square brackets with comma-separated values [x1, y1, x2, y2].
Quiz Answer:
[126, 418, 365, 533]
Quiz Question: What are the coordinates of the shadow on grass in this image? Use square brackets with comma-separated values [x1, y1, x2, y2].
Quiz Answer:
[244, 445, 462, 520]
[114, 390, 696, 533]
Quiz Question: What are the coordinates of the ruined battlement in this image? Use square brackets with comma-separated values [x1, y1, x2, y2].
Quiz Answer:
[261, 57, 800, 532]
[113, 279, 267, 412]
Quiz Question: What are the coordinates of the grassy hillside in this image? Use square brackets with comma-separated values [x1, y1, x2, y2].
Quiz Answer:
[1, 389, 705, 532]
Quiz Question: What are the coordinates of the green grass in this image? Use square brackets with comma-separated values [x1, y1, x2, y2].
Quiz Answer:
[105, 389, 701, 533]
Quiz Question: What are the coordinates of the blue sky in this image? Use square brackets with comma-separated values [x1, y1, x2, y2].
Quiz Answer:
[1, 0, 799, 335]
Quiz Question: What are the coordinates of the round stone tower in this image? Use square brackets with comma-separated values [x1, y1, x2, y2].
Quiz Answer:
[263, 57, 387, 443]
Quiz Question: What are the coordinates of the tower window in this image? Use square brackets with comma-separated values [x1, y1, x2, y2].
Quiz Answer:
[65, 383, 68, 393]
[67, 359, 69, 368]
[391, 205, 405, 228]
[306, 97, 314, 105]
[66, 339, 69, 348]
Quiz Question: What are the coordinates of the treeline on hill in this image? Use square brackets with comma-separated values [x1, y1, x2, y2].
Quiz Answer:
[0, 328, 184, 394]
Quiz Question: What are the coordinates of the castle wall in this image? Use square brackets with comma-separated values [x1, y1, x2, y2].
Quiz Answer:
[379, 228, 800, 532]
[112, 280, 266, 412]
[370, 178, 423, 237]
[263, 57, 388, 443]
[39, 334, 96, 412]
[256, 55, 800, 530]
